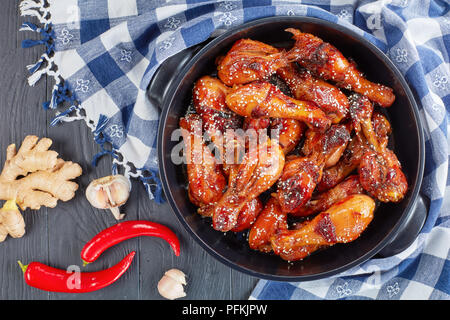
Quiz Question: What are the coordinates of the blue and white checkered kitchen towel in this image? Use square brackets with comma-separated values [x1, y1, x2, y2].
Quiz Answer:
[20, 0, 449, 299]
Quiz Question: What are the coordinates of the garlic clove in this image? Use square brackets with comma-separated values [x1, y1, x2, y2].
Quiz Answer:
[110, 207, 126, 220]
[86, 175, 131, 219]
[164, 268, 187, 285]
[157, 268, 187, 300]
[158, 279, 186, 300]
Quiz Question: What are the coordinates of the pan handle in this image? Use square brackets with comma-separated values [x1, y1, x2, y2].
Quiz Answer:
[376, 193, 429, 258]
[147, 44, 203, 110]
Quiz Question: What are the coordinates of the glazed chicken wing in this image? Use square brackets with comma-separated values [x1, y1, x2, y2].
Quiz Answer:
[226, 81, 331, 131]
[277, 124, 351, 213]
[244, 117, 305, 154]
[372, 111, 392, 149]
[285, 28, 395, 107]
[231, 197, 264, 233]
[248, 196, 288, 252]
[193, 76, 243, 175]
[359, 149, 408, 203]
[302, 123, 351, 168]
[217, 39, 288, 86]
[317, 110, 392, 192]
[243, 117, 272, 131]
[277, 156, 321, 214]
[348, 93, 380, 149]
[274, 219, 322, 261]
[209, 138, 285, 232]
[197, 183, 264, 233]
[349, 94, 408, 202]
[193, 75, 241, 135]
[271, 194, 375, 261]
[317, 133, 366, 192]
[193, 75, 231, 114]
[277, 63, 349, 123]
[291, 175, 364, 217]
[314, 97, 376, 193]
[179, 114, 226, 207]
[248, 197, 321, 260]
[270, 118, 305, 154]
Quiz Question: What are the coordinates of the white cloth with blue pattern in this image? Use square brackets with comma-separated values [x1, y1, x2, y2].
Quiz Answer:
[19, 0, 449, 299]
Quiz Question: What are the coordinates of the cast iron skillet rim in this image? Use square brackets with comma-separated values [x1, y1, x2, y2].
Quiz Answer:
[157, 16, 425, 281]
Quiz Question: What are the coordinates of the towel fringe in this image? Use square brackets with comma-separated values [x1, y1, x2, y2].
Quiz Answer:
[140, 171, 164, 204]
[19, 0, 56, 86]
[19, 0, 43, 11]
[20, 0, 51, 24]
[18, 0, 164, 203]
[91, 115, 115, 167]
[19, 22, 40, 32]
[50, 106, 85, 126]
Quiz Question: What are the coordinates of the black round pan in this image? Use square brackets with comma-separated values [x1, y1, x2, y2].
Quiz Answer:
[156, 16, 426, 281]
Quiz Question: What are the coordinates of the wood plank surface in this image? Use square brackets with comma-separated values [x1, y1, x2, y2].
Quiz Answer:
[0, 0, 258, 300]
[0, 1, 49, 300]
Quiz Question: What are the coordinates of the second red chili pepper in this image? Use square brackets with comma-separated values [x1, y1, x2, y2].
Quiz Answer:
[18, 251, 136, 293]
[81, 220, 180, 265]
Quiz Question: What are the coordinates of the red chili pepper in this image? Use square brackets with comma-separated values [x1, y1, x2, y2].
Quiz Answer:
[81, 220, 180, 265]
[18, 251, 135, 293]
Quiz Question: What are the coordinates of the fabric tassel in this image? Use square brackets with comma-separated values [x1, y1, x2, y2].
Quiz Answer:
[111, 162, 119, 175]
[20, 9, 44, 19]
[91, 114, 116, 166]
[19, 22, 39, 32]
[143, 181, 155, 200]
[20, 0, 51, 24]
[19, 0, 42, 11]
[20, 19, 55, 86]
[42, 82, 75, 110]
[50, 107, 85, 126]
[26, 58, 44, 74]
[140, 171, 164, 204]
[21, 38, 45, 48]
[27, 68, 47, 86]
[92, 150, 112, 167]
[50, 106, 75, 126]
[93, 114, 109, 143]
[46, 84, 61, 110]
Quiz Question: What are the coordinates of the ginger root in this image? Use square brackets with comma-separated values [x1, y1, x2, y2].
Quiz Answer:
[0, 136, 82, 242]
[0, 200, 25, 241]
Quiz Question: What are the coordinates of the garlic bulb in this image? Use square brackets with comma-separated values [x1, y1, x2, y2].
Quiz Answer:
[157, 269, 187, 300]
[86, 175, 131, 220]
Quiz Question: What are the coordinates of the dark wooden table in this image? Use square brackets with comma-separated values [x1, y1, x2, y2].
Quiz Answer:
[0, 1, 258, 300]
